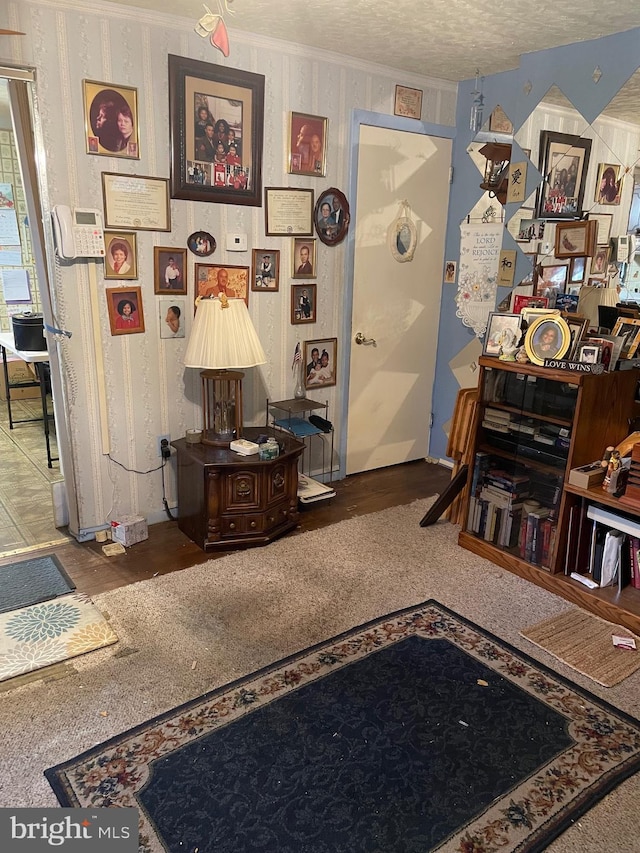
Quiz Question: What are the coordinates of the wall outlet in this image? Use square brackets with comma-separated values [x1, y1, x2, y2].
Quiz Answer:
[157, 434, 171, 457]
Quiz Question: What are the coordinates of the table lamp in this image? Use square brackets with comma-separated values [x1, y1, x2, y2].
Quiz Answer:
[576, 283, 618, 330]
[184, 296, 266, 446]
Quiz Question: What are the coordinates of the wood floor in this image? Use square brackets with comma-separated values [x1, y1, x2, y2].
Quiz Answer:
[0, 461, 452, 597]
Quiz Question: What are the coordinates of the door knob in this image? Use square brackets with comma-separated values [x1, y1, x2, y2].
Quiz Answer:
[355, 331, 377, 346]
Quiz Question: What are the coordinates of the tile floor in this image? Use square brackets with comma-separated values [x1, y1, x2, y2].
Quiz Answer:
[0, 393, 71, 556]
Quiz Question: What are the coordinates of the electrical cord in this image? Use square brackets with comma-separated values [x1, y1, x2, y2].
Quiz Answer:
[106, 452, 177, 521]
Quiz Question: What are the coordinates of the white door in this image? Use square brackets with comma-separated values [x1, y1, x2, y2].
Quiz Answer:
[346, 124, 452, 475]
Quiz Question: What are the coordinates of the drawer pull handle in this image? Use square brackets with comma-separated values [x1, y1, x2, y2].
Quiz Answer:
[273, 473, 285, 489]
[229, 522, 235, 530]
[250, 521, 256, 528]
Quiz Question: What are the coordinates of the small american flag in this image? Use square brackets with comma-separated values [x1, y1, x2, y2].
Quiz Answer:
[292, 341, 302, 372]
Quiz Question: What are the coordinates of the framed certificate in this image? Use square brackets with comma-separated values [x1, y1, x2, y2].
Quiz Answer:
[264, 187, 314, 236]
[101, 172, 171, 232]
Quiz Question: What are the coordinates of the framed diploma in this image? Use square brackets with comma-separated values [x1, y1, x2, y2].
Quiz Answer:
[101, 172, 171, 232]
[264, 187, 314, 236]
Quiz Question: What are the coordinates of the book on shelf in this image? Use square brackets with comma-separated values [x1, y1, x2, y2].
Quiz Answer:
[631, 536, 640, 589]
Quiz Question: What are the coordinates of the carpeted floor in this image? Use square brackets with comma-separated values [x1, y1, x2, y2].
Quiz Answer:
[0, 498, 639, 852]
[45, 600, 640, 853]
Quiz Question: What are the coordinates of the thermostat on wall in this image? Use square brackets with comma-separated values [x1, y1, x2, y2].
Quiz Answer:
[226, 233, 248, 252]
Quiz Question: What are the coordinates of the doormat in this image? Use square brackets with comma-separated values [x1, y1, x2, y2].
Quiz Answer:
[0, 592, 117, 683]
[521, 608, 640, 687]
[0, 553, 75, 615]
[45, 600, 640, 853]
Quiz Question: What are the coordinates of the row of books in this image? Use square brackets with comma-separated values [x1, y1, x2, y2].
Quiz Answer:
[568, 503, 640, 590]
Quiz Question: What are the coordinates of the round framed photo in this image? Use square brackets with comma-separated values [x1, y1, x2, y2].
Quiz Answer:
[524, 314, 571, 366]
[314, 188, 350, 246]
[188, 231, 216, 257]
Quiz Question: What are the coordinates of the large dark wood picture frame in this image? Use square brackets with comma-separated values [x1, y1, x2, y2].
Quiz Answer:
[535, 130, 591, 220]
[168, 54, 265, 206]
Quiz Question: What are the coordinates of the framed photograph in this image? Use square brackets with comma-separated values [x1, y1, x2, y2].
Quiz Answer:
[394, 85, 423, 120]
[536, 130, 592, 219]
[288, 112, 327, 177]
[591, 245, 611, 277]
[101, 173, 170, 232]
[489, 106, 513, 135]
[520, 306, 559, 329]
[555, 293, 579, 313]
[265, 187, 314, 237]
[153, 247, 187, 295]
[252, 249, 280, 291]
[482, 312, 523, 357]
[159, 297, 186, 340]
[554, 220, 597, 258]
[564, 314, 589, 360]
[195, 263, 249, 305]
[516, 218, 545, 242]
[292, 238, 316, 278]
[314, 187, 350, 246]
[611, 317, 640, 358]
[444, 261, 457, 283]
[168, 54, 264, 206]
[513, 295, 548, 314]
[534, 264, 569, 303]
[506, 207, 534, 242]
[577, 343, 601, 364]
[304, 337, 337, 389]
[104, 231, 137, 280]
[291, 284, 317, 324]
[187, 231, 216, 257]
[587, 212, 614, 245]
[569, 256, 586, 284]
[595, 163, 622, 205]
[524, 314, 571, 366]
[106, 286, 145, 336]
[83, 80, 139, 159]
[588, 277, 606, 287]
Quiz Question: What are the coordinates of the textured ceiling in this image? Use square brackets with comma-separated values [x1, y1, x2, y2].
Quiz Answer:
[101, 0, 640, 81]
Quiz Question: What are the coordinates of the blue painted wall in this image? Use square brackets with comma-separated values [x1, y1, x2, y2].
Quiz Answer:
[430, 27, 640, 461]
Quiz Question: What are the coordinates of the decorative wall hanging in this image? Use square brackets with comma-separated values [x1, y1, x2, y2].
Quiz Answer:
[83, 80, 139, 159]
[594, 163, 622, 205]
[394, 85, 423, 120]
[169, 55, 264, 207]
[314, 188, 350, 246]
[195, 263, 249, 306]
[288, 113, 328, 177]
[388, 201, 417, 263]
[456, 222, 502, 337]
[194, 2, 233, 57]
[536, 131, 592, 219]
[187, 231, 216, 257]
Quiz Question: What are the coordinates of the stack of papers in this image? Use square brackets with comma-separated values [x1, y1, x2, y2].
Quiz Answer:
[297, 474, 335, 504]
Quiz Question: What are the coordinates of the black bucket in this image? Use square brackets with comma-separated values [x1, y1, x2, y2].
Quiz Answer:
[12, 313, 46, 352]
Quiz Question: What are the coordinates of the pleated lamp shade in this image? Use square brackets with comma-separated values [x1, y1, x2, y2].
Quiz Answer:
[576, 284, 618, 330]
[184, 297, 266, 446]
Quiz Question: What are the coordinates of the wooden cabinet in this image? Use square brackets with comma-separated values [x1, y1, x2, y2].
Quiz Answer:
[172, 427, 304, 551]
[459, 356, 640, 633]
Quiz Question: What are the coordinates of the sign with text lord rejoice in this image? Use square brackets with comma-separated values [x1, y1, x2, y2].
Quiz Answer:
[0, 809, 138, 851]
[456, 222, 502, 337]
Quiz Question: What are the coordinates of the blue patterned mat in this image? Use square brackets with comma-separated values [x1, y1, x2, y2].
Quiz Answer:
[0, 554, 75, 614]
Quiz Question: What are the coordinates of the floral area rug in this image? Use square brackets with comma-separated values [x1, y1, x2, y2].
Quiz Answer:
[0, 592, 117, 682]
[45, 600, 640, 853]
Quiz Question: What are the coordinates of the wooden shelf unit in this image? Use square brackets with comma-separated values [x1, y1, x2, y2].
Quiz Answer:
[460, 356, 640, 634]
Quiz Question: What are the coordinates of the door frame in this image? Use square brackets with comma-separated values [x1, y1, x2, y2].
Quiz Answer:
[337, 110, 456, 480]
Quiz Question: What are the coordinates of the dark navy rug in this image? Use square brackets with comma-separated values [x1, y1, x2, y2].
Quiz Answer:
[45, 600, 640, 853]
[0, 553, 75, 614]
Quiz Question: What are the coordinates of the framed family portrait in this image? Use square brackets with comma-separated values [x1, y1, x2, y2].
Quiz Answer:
[292, 284, 317, 324]
[314, 187, 350, 246]
[159, 297, 186, 340]
[252, 249, 280, 291]
[195, 263, 249, 305]
[187, 231, 216, 257]
[554, 220, 597, 258]
[524, 314, 571, 366]
[168, 54, 264, 206]
[83, 80, 139, 159]
[536, 130, 592, 219]
[304, 337, 337, 389]
[292, 238, 316, 278]
[106, 286, 145, 336]
[288, 112, 327, 177]
[104, 232, 137, 280]
[153, 247, 187, 295]
[595, 163, 622, 205]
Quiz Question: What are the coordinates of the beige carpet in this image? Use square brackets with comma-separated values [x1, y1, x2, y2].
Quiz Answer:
[0, 498, 638, 853]
[521, 609, 640, 687]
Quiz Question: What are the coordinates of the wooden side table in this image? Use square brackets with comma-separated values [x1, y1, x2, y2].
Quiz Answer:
[171, 427, 304, 551]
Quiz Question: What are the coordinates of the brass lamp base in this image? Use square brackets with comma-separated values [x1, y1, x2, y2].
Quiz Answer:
[200, 368, 245, 447]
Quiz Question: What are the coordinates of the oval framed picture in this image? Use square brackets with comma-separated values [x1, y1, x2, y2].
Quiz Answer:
[187, 231, 216, 257]
[314, 187, 350, 246]
[388, 214, 417, 263]
[524, 314, 571, 366]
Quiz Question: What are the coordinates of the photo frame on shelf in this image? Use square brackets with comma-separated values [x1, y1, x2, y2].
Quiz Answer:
[535, 130, 592, 219]
[594, 163, 622, 205]
[304, 337, 337, 389]
[564, 314, 589, 359]
[106, 286, 145, 336]
[288, 112, 327, 177]
[577, 343, 601, 364]
[520, 306, 559, 329]
[159, 297, 186, 340]
[587, 212, 613, 245]
[194, 263, 249, 305]
[524, 314, 571, 366]
[482, 312, 523, 357]
[168, 54, 264, 206]
[104, 231, 137, 280]
[292, 238, 316, 278]
[251, 249, 280, 291]
[153, 247, 187, 295]
[568, 256, 586, 284]
[611, 317, 640, 359]
[314, 187, 350, 246]
[291, 284, 317, 324]
[83, 79, 139, 159]
[513, 295, 548, 314]
[554, 220, 597, 258]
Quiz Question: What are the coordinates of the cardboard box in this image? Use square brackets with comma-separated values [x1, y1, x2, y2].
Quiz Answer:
[0, 358, 41, 401]
[568, 461, 606, 489]
[110, 515, 148, 547]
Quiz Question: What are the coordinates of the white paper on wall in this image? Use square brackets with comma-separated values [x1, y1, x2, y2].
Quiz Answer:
[456, 222, 502, 337]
